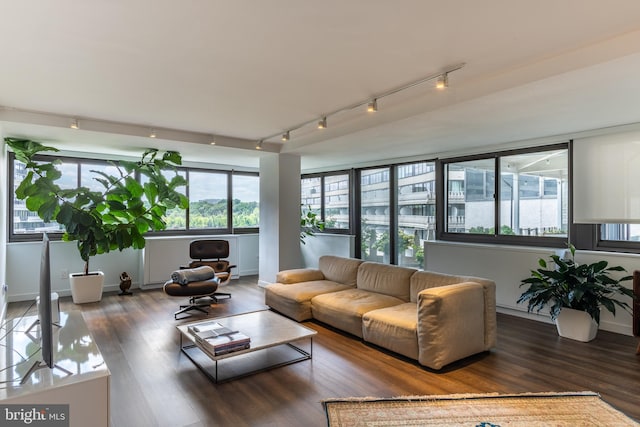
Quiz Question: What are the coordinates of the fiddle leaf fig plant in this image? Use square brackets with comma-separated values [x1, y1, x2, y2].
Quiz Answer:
[6, 138, 188, 275]
[517, 244, 634, 325]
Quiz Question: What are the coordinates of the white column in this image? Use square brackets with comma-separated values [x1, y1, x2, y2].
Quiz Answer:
[258, 153, 301, 286]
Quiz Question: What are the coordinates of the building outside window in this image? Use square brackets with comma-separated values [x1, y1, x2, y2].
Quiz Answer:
[396, 161, 436, 268]
[12, 160, 77, 234]
[301, 177, 322, 214]
[499, 149, 568, 237]
[442, 145, 568, 243]
[446, 158, 495, 234]
[360, 167, 390, 263]
[324, 174, 349, 229]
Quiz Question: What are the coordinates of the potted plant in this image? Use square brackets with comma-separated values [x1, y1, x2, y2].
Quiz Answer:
[518, 245, 635, 341]
[300, 204, 325, 244]
[6, 138, 188, 303]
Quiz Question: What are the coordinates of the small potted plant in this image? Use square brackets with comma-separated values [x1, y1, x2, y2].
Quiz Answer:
[518, 245, 635, 342]
[300, 204, 325, 244]
[7, 138, 188, 303]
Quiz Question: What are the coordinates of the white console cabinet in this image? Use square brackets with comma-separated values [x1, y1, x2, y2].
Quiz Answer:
[0, 311, 110, 427]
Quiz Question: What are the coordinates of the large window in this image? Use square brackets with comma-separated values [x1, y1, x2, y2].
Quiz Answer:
[301, 172, 351, 233]
[140, 169, 188, 230]
[446, 158, 495, 234]
[188, 170, 228, 230]
[499, 150, 568, 237]
[324, 174, 349, 229]
[12, 159, 78, 235]
[572, 130, 640, 253]
[232, 173, 260, 229]
[301, 177, 322, 214]
[302, 161, 435, 267]
[396, 161, 435, 268]
[360, 167, 390, 263]
[441, 144, 569, 246]
[9, 153, 259, 241]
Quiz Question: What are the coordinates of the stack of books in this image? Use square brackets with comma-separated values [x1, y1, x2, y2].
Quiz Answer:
[189, 321, 251, 356]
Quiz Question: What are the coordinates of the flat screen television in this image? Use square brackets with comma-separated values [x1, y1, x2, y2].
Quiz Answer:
[39, 232, 54, 368]
[20, 233, 55, 384]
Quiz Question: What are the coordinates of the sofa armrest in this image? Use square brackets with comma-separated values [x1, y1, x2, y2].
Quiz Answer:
[416, 282, 486, 370]
[276, 268, 325, 284]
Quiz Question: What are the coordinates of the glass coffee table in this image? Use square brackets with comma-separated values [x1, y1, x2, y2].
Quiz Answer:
[177, 310, 317, 383]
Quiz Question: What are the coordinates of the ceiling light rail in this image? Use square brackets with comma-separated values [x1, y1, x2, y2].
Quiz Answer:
[257, 62, 465, 145]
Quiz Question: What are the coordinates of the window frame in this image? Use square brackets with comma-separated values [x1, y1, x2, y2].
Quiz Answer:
[575, 223, 640, 255]
[7, 152, 259, 242]
[437, 143, 569, 248]
[230, 171, 261, 233]
[301, 169, 353, 235]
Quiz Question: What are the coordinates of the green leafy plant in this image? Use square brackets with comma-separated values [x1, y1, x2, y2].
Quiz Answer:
[300, 205, 325, 244]
[468, 225, 515, 235]
[517, 245, 634, 324]
[6, 138, 188, 275]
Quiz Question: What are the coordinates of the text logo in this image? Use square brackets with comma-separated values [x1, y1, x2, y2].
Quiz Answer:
[0, 405, 69, 426]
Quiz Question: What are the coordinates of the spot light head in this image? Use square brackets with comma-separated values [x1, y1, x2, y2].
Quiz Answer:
[435, 73, 448, 90]
[317, 117, 327, 129]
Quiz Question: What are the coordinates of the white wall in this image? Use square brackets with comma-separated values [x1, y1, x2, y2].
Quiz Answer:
[236, 234, 259, 275]
[424, 241, 637, 336]
[301, 233, 356, 268]
[6, 235, 259, 301]
[141, 234, 259, 287]
[6, 240, 139, 301]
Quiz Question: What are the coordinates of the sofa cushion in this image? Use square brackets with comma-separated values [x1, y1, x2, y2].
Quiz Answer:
[410, 270, 497, 350]
[362, 303, 418, 360]
[417, 282, 485, 370]
[319, 256, 364, 285]
[409, 270, 493, 303]
[356, 262, 416, 301]
[276, 268, 325, 284]
[265, 280, 353, 322]
[311, 288, 405, 337]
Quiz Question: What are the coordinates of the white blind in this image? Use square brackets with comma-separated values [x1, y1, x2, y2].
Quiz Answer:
[573, 129, 640, 223]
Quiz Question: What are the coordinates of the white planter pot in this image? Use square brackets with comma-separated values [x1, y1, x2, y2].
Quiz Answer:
[555, 308, 598, 342]
[69, 271, 104, 304]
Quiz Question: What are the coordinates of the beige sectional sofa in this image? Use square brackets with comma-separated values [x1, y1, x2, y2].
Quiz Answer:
[264, 255, 496, 370]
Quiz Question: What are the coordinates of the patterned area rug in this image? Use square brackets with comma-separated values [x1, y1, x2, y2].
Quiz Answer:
[323, 391, 639, 426]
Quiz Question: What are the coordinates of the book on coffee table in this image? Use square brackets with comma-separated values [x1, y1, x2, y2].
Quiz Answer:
[191, 325, 251, 355]
[188, 321, 234, 337]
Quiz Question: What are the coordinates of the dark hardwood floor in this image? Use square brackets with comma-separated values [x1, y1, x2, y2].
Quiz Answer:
[7, 277, 640, 426]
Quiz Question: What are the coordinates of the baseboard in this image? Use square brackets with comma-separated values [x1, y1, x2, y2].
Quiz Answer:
[257, 279, 271, 288]
[497, 305, 634, 336]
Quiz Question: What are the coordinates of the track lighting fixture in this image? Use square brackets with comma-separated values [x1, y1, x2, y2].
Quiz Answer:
[256, 140, 263, 150]
[435, 73, 448, 90]
[257, 62, 464, 144]
[149, 129, 157, 138]
[70, 118, 79, 129]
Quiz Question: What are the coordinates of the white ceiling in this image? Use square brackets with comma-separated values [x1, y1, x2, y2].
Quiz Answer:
[2, 1, 640, 171]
